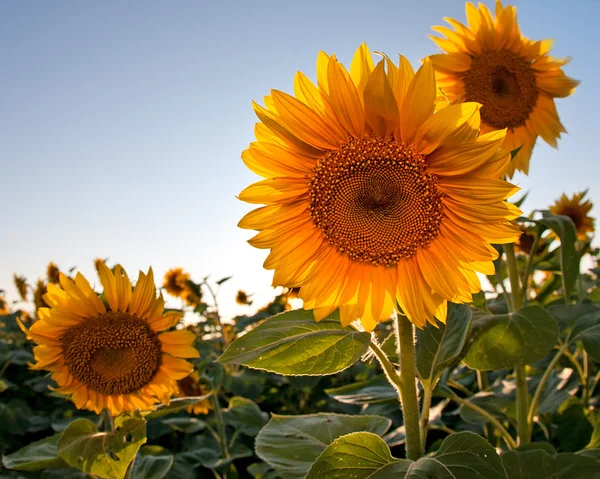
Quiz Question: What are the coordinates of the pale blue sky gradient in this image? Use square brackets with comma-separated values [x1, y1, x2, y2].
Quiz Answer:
[1, 0, 598, 319]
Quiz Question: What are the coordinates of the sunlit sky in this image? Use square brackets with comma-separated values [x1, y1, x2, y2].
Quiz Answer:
[2, 0, 598, 320]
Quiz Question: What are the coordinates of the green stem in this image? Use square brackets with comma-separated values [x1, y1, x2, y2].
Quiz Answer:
[505, 243, 522, 312]
[204, 281, 229, 350]
[589, 369, 600, 401]
[395, 313, 423, 461]
[506, 243, 529, 446]
[419, 384, 433, 452]
[476, 371, 493, 439]
[528, 343, 569, 425]
[583, 351, 590, 405]
[102, 409, 114, 433]
[563, 349, 586, 388]
[449, 393, 517, 450]
[447, 378, 473, 397]
[211, 395, 230, 460]
[369, 339, 404, 393]
[521, 232, 541, 301]
[515, 365, 530, 445]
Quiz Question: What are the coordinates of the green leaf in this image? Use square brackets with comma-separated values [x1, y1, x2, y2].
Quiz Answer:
[536, 212, 579, 298]
[144, 396, 212, 420]
[305, 432, 411, 479]
[57, 414, 146, 479]
[131, 446, 174, 479]
[555, 403, 593, 452]
[255, 413, 392, 479]
[2, 434, 67, 471]
[0, 399, 31, 435]
[247, 462, 282, 479]
[224, 396, 268, 436]
[161, 417, 206, 434]
[502, 449, 600, 479]
[463, 306, 558, 370]
[325, 375, 397, 405]
[406, 431, 507, 478]
[218, 309, 371, 375]
[459, 391, 512, 426]
[580, 324, 600, 361]
[0, 379, 7, 393]
[416, 303, 471, 384]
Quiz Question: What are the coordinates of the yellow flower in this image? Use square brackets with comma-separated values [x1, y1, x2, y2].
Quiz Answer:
[163, 268, 190, 298]
[46, 262, 60, 284]
[20, 263, 199, 415]
[0, 295, 9, 315]
[429, 1, 579, 177]
[13, 274, 28, 301]
[235, 290, 252, 305]
[238, 44, 521, 330]
[177, 371, 213, 415]
[550, 191, 595, 239]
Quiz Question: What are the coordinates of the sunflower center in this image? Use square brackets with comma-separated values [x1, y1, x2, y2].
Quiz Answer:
[60, 311, 162, 396]
[308, 136, 444, 266]
[462, 50, 538, 129]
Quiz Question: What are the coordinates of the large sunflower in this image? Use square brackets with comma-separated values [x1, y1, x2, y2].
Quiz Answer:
[550, 191, 595, 239]
[238, 44, 521, 330]
[20, 263, 198, 415]
[429, 1, 579, 177]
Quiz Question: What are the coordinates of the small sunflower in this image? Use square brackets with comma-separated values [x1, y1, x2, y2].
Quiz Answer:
[238, 44, 521, 330]
[46, 262, 60, 284]
[177, 371, 213, 415]
[19, 263, 199, 415]
[33, 279, 48, 311]
[13, 274, 28, 301]
[0, 295, 8, 315]
[163, 268, 190, 298]
[516, 225, 547, 256]
[429, 1, 579, 177]
[235, 290, 252, 306]
[550, 191, 595, 239]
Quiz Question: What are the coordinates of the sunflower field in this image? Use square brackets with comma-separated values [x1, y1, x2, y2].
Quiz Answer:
[2, 1, 599, 478]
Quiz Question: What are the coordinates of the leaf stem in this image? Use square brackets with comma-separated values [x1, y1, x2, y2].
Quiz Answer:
[520, 232, 541, 302]
[394, 313, 423, 460]
[449, 393, 517, 450]
[369, 339, 404, 392]
[211, 395, 230, 460]
[419, 384, 433, 452]
[527, 343, 569, 426]
[563, 349, 586, 388]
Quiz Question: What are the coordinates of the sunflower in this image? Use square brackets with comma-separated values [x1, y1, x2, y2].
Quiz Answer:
[429, 1, 579, 177]
[46, 262, 60, 284]
[33, 279, 48, 311]
[19, 263, 198, 415]
[13, 274, 28, 301]
[238, 44, 521, 330]
[177, 371, 213, 415]
[550, 191, 595, 239]
[0, 295, 8, 315]
[235, 290, 252, 306]
[163, 268, 190, 298]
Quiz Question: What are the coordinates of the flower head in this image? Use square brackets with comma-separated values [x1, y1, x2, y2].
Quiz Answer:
[46, 262, 60, 285]
[20, 264, 199, 415]
[429, 1, 579, 177]
[238, 44, 521, 330]
[177, 371, 213, 415]
[163, 268, 191, 298]
[13, 274, 28, 301]
[33, 279, 48, 311]
[550, 191, 595, 239]
[235, 290, 252, 306]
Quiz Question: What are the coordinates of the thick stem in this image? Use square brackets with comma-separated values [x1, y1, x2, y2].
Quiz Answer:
[528, 343, 569, 425]
[520, 232, 540, 302]
[395, 313, 423, 460]
[450, 394, 517, 450]
[102, 409, 114, 433]
[211, 395, 230, 460]
[419, 384, 433, 452]
[515, 365, 530, 445]
[506, 243, 529, 445]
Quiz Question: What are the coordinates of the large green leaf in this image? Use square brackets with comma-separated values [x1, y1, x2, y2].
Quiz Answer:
[218, 309, 371, 375]
[224, 396, 268, 436]
[406, 431, 507, 478]
[555, 403, 593, 452]
[130, 446, 174, 479]
[2, 434, 67, 471]
[57, 414, 146, 479]
[325, 375, 397, 405]
[255, 413, 391, 479]
[416, 303, 471, 384]
[305, 432, 411, 479]
[463, 306, 558, 370]
[536, 212, 579, 298]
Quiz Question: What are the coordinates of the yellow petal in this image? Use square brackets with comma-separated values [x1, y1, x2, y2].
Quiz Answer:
[363, 60, 400, 137]
[398, 58, 435, 145]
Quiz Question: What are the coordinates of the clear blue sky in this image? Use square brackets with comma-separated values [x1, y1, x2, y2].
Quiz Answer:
[1, 0, 598, 319]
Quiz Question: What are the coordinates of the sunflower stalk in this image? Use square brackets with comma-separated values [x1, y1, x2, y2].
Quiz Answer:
[505, 242, 530, 445]
[101, 409, 114, 433]
[394, 312, 423, 460]
[211, 395, 230, 461]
